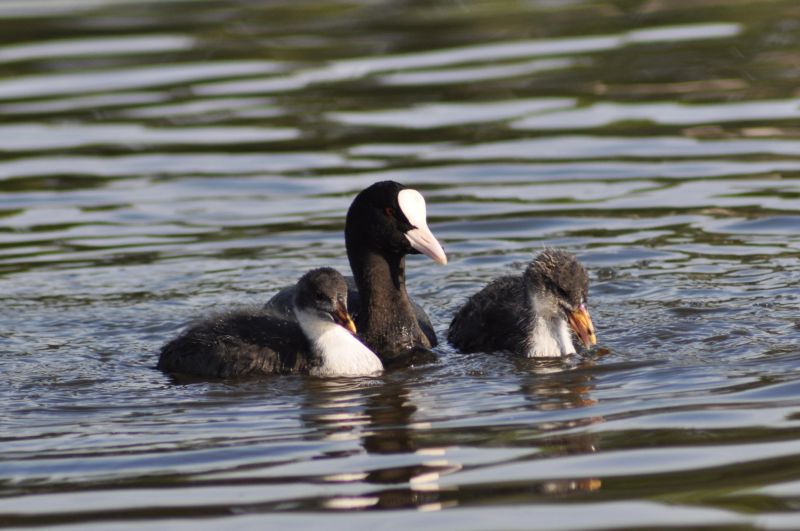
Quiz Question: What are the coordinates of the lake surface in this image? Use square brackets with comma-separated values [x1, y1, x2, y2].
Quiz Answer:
[2, 0, 800, 529]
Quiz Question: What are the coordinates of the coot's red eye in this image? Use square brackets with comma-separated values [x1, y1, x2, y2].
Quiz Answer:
[384, 207, 394, 217]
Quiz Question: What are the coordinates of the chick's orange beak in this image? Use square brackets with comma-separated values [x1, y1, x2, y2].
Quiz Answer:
[332, 301, 357, 334]
[568, 305, 596, 347]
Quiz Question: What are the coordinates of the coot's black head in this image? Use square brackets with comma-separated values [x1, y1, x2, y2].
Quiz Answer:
[344, 181, 447, 265]
[293, 267, 356, 333]
[524, 249, 596, 347]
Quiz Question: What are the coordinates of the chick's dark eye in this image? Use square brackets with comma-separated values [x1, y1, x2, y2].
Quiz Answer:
[384, 206, 395, 218]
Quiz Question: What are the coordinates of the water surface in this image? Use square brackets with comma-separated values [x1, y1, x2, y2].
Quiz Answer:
[2, 1, 800, 529]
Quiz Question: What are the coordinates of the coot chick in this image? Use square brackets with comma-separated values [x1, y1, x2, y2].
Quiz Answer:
[448, 249, 596, 357]
[266, 181, 447, 365]
[158, 268, 382, 378]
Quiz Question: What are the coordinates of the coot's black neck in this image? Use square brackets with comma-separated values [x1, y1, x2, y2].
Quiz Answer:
[347, 247, 429, 358]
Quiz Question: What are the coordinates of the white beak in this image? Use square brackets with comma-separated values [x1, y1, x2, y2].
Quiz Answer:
[398, 188, 447, 265]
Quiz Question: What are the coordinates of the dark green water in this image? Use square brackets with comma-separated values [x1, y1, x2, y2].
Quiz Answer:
[2, 0, 800, 529]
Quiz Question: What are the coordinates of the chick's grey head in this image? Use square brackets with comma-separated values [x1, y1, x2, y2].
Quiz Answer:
[524, 249, 596, 347]
[293, 267, 356, 333]
[525, 249, 589, 307]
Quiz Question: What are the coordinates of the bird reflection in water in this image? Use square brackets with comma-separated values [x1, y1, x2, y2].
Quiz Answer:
[515, 355, 605, 496]
[298, 378, 461, 511]
[297, 350, 607, 511]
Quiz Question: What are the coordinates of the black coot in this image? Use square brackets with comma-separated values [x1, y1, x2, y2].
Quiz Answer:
[266, 181, 447, 366]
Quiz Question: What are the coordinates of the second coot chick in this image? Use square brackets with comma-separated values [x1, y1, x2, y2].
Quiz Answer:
[448, 249, 596, 357]
[157, 268, 382, 378]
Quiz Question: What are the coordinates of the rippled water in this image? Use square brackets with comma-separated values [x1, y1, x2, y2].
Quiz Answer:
[2, 1, 800, 529]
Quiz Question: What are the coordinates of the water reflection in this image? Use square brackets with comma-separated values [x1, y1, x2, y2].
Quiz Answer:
[515, 357, 604, 496]
[299, 378, 463, 510]
[0, 61, 282, 100]
[0, 34, 194, 63]
[516, 358, 600, 410]
[294, 355, 608, 511]
[512, 98, 800, 130]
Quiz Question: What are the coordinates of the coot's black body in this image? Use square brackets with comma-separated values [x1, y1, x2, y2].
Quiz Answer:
[265, 181, 447, 365]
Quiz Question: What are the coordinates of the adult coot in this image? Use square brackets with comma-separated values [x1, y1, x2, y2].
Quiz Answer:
[266, 181, 447, 365]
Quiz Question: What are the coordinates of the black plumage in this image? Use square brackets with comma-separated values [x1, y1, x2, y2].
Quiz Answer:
[157, 309, 310, 378]
[157, 268, 349, 378]
[448, 249, 594, 356]
[446, 275, 531, 355]
[268, 276, 436, 350]
[265, 181, 445, 364]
